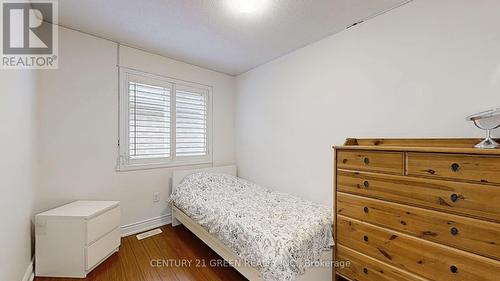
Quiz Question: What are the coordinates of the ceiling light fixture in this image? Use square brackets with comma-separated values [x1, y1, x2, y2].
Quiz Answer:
[227, 0, 269, 14]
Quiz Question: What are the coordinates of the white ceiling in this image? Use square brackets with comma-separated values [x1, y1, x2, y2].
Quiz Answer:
[58, 0, 407, 75]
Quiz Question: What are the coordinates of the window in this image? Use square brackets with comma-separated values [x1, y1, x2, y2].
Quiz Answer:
[118, 68, 211, 170]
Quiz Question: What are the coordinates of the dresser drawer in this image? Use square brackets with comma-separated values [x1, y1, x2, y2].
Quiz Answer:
[337, 192, 500, 260]
[337, 150, 404, 174]
[337, 216, 500, 281]
[87, 206, 120, 244]
[86, 227, 120, 270]
[337, 245, 425, 281]
[407, 153, 500, 184]
[336, 170, 500, 222]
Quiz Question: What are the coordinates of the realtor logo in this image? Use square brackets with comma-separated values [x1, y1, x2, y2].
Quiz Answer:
[1, 0, 58, 68]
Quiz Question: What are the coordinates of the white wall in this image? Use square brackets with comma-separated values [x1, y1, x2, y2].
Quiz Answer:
[0, 71, 37, 281]
[236, 0, 500, 207]
[36, 27, 236, 226]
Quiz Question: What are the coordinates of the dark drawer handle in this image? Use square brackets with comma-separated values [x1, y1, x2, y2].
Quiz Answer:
[363, 157, 370, 165]
[363, 235, 369, 242]
[363, 181, 369, 188]
[363, 268, 368, 274]
[363, 207, 369, 213]
[450, 265, 458, 273]
[450, 227, 459, 236]
[450, 193, 459, 202]
[451, 163, 460, 172]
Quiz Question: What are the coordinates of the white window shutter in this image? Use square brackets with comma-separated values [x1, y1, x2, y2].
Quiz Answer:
[129, 82, 171, 159]
[118, 68, 211, 171]
[175, 88, 208, 157]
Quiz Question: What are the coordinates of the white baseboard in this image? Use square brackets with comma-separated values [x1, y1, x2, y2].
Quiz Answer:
[22, 260, 34, 281]
[120, 214, 172, 237]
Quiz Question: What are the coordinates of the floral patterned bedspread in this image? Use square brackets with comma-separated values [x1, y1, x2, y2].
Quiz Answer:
[169, 172, 333, 281]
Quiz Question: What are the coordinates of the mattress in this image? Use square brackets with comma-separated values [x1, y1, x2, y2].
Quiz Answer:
[169, 172, 333, 281]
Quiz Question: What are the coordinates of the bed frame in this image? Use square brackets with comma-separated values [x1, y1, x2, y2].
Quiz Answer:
[171, 165, 333, 281]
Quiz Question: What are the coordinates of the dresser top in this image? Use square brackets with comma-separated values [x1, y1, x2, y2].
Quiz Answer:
[37, 200, 119, 218]
[334, 138, 500, 155]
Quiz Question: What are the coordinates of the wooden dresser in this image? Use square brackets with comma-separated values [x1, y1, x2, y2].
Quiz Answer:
[333, 138, 500, 281]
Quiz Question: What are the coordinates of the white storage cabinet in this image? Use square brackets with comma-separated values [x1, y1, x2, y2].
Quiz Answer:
[35, 201, 121, 278]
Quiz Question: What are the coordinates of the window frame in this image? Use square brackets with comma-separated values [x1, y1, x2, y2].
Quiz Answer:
[117, 68, 212, 171]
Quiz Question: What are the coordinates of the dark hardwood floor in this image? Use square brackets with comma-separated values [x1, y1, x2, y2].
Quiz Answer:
[35, 225, 246, 281]
[34, 225, 344, 281]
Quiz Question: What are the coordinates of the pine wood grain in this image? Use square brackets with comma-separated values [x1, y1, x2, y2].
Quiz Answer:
[337, 192, 500, 260]
[334, 138, 500, 155]
[342, 138, 486, 148]
[336, 169, 500, 223]
[407, 152, 500, 185]
[334, 138, 500, 281]
[336, 245, 428, 281]
[337, 216, 500, 281]
[336, 150, 404, 175]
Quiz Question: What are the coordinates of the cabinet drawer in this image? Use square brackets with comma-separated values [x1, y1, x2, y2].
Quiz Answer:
[336, 170, 500, 222]
[337, 216, 500, 281]
[86, 227, 120, 270]
[87, 206, 120, 244]
[407, 153, 500, 184]
[337, 150, 404, 174]
[336, 245, 425, 281]
[337, 193, 500, 260]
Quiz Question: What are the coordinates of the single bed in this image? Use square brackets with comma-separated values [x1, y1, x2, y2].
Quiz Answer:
[170, 165, 333, 281]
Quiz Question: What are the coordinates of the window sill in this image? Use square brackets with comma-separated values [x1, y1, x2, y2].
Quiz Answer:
[116, 159, 213, 172]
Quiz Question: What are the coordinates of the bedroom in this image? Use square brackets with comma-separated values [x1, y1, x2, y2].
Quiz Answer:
[1, 0, 499, 281]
